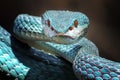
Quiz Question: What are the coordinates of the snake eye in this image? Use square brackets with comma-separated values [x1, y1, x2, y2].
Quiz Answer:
[45, 20, 50, 27]
[74, 20, 78, 27]
[69, 27, 74, 30]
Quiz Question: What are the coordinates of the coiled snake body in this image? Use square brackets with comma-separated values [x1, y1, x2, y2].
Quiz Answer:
[0, 10, 120, 80]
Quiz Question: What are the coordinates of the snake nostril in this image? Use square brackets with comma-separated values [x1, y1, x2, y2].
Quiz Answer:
[69, 27, 74, 30]
[51, 27, 54, 31]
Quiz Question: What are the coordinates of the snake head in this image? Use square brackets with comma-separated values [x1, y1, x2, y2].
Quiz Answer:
[42, 10, 89, 44]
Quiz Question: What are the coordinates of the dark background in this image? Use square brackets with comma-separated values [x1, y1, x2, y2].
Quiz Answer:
[0, 0, 120, 77]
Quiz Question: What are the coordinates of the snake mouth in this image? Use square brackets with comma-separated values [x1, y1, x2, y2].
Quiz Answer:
[55, 33, 74, 39]
[56, 33, 77, 39]
[55, 27, 87, 39]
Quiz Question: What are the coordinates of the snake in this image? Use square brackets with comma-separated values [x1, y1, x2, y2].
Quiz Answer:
[0, 10, 120, 80]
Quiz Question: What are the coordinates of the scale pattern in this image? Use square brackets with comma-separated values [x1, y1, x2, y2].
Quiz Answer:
[73, 53, 120, 80]
[0, 26, 30, 80]
[13, 14, 120, 80]
[14, 14, 43, 40]
[0, 26, 78, 80]
[0, 10, 120, 80]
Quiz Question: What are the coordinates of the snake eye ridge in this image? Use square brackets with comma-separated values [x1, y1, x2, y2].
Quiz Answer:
[69, 27, 74, 30]
[45, 20, 50, 27]
[74, 20, 78, 27]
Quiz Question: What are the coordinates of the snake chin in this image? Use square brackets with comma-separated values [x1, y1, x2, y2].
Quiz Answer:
[42, 34, 83, 44]
[52, 29, 87, 44]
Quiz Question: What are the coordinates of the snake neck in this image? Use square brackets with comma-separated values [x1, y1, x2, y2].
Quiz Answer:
[13, 34, 60, 57]
[33, 37, 99, 63]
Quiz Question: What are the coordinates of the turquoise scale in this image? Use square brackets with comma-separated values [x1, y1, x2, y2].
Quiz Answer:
[73, 53, 120, 79]
[0, 26, 30, 80]
[1, 11, 120, 80]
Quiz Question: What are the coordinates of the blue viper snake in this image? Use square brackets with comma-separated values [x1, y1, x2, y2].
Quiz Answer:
[0, 10, 120, 80]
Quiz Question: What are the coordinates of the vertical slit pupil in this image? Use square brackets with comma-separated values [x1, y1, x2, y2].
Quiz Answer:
[74, 20, 78, 27]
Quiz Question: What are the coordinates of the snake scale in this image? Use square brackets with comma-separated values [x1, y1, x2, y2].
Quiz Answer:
[0, 10, 120, 80]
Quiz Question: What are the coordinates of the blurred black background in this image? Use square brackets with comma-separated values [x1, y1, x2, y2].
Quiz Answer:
[0, 0, 120, 79]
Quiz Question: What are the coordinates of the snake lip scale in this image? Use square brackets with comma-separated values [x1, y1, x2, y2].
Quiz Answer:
[0, 10, 120, 80]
